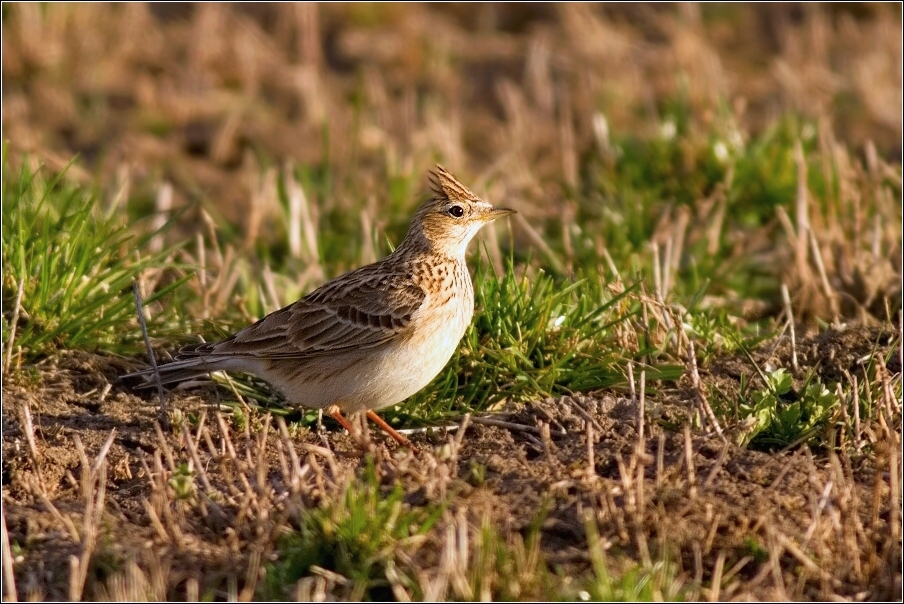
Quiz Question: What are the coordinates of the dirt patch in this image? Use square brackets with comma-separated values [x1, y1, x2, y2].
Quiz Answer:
[2, 327, 901, 600]
[707, 325, 901, 392]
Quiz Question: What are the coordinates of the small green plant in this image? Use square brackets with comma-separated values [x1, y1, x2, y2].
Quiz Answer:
[742, 534, 769, 564]
[465, 459, 486, 487]
[230, 405, 247, 432]
[168, 462, 196, 500]
[735, 367, 837, 450]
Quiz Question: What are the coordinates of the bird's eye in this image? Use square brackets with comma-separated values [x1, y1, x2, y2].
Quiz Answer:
[447, 205, 465, 218]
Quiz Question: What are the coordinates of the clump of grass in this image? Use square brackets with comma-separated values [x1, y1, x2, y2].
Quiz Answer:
[1, 151, 190, 365]
[461, 516, 556, 601]
[583, 512, 687, 602]
[393, 262, 683, 426]
[683, 308, 771, 364]
[266, 462, 443, 601]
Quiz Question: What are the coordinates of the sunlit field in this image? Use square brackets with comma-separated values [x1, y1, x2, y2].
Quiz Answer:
[2, 4, 901, 600]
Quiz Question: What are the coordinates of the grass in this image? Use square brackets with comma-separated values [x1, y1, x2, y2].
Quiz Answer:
[583, 512, 686, 601]
[3, 108, 901, 597]
[266, 462, 444, 601]
[4, 126, 899, 598]
[3, 114, 901, 597]
[394, 266, 684, 427]
[1, 149, 193, 366]
[1, 4, 901, 601]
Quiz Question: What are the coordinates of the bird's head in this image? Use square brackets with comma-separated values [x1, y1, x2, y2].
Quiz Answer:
[403, 166, 515, 258]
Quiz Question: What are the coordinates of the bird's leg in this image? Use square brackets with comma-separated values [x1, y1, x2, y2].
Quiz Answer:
[328, 407, 413, 450]
[366, 410, 413, 449]
[328, 408, 377, 453]
[329, 408, 359, 436]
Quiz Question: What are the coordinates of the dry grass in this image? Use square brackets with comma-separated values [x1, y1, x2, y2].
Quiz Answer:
[2, 4, 902, 601]
[2, 324, 899, 600]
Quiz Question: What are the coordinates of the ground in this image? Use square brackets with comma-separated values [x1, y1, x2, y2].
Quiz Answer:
[3, 326, 899, 600]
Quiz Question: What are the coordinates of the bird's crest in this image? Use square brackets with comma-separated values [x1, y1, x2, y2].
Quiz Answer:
[428, 165, 479, 203]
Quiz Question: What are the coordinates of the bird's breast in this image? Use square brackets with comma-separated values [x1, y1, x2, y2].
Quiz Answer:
[359, 283, 472, 410]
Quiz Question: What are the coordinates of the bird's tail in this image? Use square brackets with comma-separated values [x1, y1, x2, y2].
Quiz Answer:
[122, 356, 225, 389]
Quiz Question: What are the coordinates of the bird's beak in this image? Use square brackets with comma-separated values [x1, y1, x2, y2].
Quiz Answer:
[484, 206, 516, 221]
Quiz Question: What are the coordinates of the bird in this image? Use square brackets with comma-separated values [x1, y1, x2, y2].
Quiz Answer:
[126, 165, 515, 447]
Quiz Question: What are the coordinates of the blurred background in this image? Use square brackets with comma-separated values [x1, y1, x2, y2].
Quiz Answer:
[2, 3, 901, 320]
[3, 3, 900, 204]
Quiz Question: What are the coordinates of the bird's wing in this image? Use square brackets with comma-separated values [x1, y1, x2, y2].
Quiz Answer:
[179, 264, 426, 361]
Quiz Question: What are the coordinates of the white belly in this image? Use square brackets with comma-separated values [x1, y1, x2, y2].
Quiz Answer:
[270, 294, 472, 413]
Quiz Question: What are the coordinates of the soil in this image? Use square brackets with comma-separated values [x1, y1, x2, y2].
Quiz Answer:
[2, 325, 900, 600]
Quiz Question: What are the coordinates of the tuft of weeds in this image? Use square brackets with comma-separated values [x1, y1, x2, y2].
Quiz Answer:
[714, 331, 902, 453]
[1, 151, 191, 366]
[733, 367, 837, 450]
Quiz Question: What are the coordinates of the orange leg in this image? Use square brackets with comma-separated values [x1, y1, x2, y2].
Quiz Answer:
[328, 408, 413, 450]
[366, 410, 413, 449]
[329, 409, 359, 436]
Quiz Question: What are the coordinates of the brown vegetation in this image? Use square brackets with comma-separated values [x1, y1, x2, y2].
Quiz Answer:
[2, 325, 901, 600]
[2, 4, 901, 601]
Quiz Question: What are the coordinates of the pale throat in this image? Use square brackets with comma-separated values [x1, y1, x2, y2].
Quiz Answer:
[401, 227, 476, 262]
[432, 235, 474, 260]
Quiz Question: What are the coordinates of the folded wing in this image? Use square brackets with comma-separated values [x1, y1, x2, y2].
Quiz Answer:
[178, 263, 426, 361]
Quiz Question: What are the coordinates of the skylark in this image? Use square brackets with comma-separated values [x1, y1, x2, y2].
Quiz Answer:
[127, 166, 514, 447]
